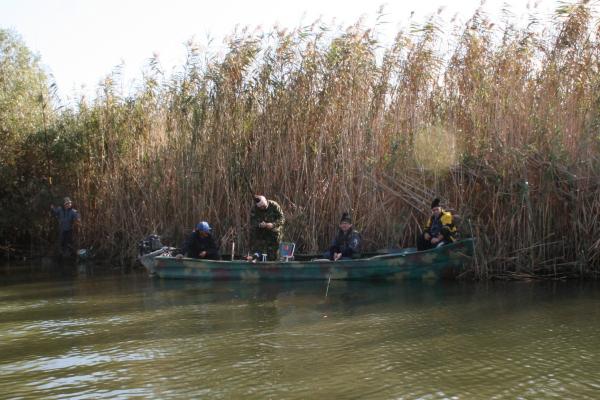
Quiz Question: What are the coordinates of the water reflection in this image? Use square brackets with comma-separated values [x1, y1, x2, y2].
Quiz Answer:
[0, 270, 599, 399]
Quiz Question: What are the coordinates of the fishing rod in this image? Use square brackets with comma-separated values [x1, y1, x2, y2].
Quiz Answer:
[232, 154, 256, 260]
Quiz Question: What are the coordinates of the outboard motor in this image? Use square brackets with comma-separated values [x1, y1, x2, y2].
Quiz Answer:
[138, 234, 164, 257]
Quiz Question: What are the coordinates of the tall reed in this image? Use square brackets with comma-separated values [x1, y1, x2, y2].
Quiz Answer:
[2, 2, 599, 278]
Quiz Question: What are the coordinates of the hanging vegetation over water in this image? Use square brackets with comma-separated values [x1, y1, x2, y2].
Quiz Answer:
[1, 2, 599, 278]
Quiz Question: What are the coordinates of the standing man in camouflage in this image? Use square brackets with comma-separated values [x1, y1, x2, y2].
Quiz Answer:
[50, 197, 81, 257]
[247, 195, 285, 261]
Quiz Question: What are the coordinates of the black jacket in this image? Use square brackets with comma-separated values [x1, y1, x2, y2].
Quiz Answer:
[329, 229, 361, 258]
[183, 231, 220, 260]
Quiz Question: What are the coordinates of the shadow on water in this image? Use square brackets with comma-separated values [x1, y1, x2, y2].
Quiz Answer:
[3, 261, 599, 312]
[137, 277, 600, 339]
[3, 263, 600, 337]
[144, 276, 600, 306]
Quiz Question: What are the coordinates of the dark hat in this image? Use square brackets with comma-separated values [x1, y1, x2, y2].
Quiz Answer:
[431, 198, 441, 209]
[340, 212, 352, 224]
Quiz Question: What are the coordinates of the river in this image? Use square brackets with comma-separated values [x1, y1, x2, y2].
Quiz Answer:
[1, 266, 599, 399]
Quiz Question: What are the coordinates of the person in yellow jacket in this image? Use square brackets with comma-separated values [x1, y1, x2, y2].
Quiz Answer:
[417, 198, 457, 251]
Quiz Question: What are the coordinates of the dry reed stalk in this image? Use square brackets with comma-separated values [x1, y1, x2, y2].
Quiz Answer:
[2, 2, 598, 278]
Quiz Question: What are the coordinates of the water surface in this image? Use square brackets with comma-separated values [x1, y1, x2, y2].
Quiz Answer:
[1, 267, 599, 399]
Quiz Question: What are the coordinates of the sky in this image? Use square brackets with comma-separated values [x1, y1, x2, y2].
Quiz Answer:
[1, 0, 560, 101]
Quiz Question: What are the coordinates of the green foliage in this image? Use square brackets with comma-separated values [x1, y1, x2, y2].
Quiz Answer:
[0, 29, 51, 165]
[0, 29, 55, 251]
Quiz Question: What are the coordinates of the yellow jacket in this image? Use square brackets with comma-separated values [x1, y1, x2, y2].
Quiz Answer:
[424, 210, 457, 241]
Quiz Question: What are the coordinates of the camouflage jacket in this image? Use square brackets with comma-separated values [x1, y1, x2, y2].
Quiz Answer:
[249, 200, 285, 243]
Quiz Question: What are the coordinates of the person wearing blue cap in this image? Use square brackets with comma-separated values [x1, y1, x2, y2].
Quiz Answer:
[177, 221, 220, 260]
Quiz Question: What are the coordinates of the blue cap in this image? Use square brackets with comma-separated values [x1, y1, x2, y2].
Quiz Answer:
[196, 221, 211, 232]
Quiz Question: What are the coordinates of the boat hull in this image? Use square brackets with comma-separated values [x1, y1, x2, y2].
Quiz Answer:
[141, 239, 475, 281]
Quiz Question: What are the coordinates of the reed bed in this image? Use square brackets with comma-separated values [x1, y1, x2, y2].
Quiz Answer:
[1, 2, 599, 278]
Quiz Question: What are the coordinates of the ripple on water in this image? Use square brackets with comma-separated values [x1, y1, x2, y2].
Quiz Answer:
[1, 278, 599, 399]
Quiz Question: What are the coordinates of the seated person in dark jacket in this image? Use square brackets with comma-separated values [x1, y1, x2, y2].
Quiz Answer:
[176, 221, 220, 260]
[324, 212, 361, 261]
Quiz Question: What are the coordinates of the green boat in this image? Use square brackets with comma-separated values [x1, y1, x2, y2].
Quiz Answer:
[140, 238, 475, 281]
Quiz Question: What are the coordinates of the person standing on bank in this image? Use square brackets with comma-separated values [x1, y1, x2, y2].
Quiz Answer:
[325, 212, 361, 261]
[50, 197, 81, 257]
[177, 221, 220, 260]
[248, 195, 285, 261]
[417, 198, 457, 251]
